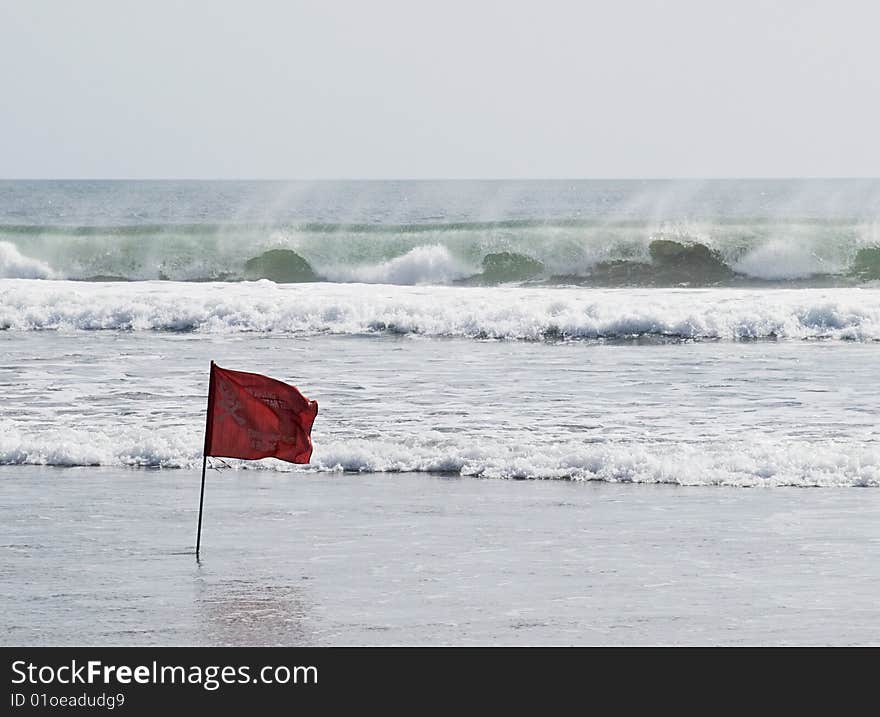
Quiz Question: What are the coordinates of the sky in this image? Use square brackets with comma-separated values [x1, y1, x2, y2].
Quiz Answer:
[1, 0, 878, 179]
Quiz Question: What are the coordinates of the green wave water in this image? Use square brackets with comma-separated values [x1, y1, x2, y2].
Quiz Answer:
[1, 219, 879, 286]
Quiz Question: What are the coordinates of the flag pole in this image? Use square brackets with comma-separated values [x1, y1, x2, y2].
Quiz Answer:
[196, 455, 207, 560]
[196, 361, 216, 561]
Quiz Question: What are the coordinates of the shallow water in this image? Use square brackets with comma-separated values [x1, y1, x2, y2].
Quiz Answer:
[1, 325, 878, 485]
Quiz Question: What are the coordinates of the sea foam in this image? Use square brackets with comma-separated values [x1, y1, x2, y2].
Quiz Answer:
[319, 245, 476, 285]
[0, 242, 55, 279]
[1, 279, 879, 341]
[1, 423, 876, 487]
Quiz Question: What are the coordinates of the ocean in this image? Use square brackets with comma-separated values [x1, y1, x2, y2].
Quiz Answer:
[2, 180, 880, 644]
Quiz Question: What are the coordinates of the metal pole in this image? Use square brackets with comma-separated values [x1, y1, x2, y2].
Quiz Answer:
[196, 361, 216, 561]
[196, 454, 207, 560]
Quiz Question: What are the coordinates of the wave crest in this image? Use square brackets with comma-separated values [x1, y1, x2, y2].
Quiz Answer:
[1, 426, 877, 487]
[2, 220, 880, 286]
[0, 242, 55, 279]
[320, 245, 476, 285]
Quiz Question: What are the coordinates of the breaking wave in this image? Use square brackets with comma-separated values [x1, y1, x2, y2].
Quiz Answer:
[321, 245, 476, 284]
[0, 423, 196, 469]
[1, 219, 880, 286]
[306, 439, 880, 487]
[0, 241, 55, 279]
[1, 425, 876, 486]
[2, 280, 880, 341]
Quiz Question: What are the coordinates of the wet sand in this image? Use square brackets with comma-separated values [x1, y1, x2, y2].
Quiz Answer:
[2, 466, 879, 645]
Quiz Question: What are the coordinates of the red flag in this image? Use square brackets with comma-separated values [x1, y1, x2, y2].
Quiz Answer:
[204, 362, 318, 464]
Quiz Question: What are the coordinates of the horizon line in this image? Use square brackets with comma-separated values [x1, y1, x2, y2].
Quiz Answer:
[2, 176, 880, 182]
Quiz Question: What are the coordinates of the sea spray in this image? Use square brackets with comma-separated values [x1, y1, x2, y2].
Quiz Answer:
[0, 241, 55, 279]
[2, 220, 879, 285]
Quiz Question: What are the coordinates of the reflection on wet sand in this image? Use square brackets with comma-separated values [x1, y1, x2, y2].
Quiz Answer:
[195, 578, 313, 646]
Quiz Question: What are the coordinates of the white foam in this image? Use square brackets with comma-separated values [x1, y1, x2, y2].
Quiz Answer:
[732, 239, 840, 280]
[305, 438, 880, 487]
[0, 242, 55, 279]
[318, 245, 476, 285]
[0, 422, 199, 469]
[2, 279, 880, 341]
[1, 424, 876, 487]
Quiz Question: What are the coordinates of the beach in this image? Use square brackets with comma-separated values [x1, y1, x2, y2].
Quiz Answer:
[2, 180, 880, 646]
[3, 466, 879, 646]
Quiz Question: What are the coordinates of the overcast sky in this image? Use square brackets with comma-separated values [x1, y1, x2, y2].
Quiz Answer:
[1, 0, 878, 179]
